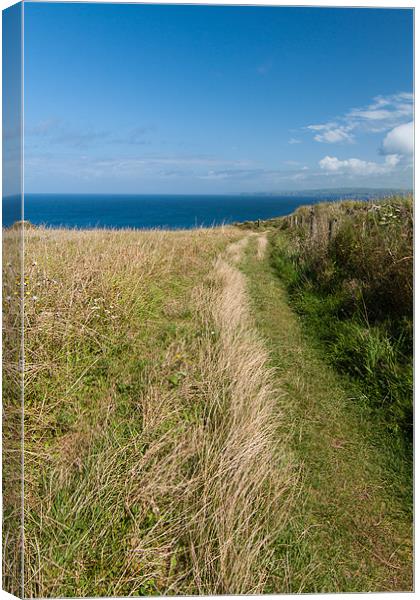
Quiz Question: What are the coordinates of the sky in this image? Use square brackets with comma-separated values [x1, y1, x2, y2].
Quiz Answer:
[22, 2, 414, 194]
[3, 2, 22, 198]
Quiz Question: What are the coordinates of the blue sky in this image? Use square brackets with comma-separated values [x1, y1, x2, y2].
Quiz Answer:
[3, 2, 22, 198]
[23, 2, 413, 193]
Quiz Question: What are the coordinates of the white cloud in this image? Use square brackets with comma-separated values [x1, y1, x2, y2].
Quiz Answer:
[384, 154, 401, 168]
[308, 92, 413, 143]
[381, 121, 413, 156]
[308, 123, 353, 144]
[349, 109, 392, 121]
[24, 153, 257, 183]
[319, 154, 400, 176]
[288, 137, 301, 144]
[348, 93, 413, 125]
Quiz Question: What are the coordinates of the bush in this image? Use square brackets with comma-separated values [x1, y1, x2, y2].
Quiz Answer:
[271, 195, 413, 434]
[330, 201, 413, 320]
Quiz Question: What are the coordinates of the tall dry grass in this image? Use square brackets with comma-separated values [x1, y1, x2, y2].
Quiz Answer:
[2, 226, 24, 596]
[12, 225, 294, 597]
[182, 234, 294, 593]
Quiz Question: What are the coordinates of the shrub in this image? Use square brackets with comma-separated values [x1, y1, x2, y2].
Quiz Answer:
[271, 195, 413, 434]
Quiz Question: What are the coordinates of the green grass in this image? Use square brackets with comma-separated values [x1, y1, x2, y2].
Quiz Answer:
[241, 234, 412, 592]
[269, 196, 413, 434]
[3, 221, 413, 596]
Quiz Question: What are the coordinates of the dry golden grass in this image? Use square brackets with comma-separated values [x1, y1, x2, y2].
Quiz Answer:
[3, 224, 295, 597]
[5, 217, 411, 596]
[182, 234, 295, 593]
[2, 227, 24, 597]
[256, 233, 268, 260]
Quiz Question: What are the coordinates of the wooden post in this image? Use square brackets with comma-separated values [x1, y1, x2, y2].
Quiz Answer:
[310, 209, 316, 239]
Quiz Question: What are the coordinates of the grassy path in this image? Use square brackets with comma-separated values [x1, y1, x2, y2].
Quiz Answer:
[8, 226, 412, 596]
[242, 233, 413, 593]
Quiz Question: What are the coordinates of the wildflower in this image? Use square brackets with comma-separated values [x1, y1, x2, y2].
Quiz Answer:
[32, 295, 38, 301]
[6, 296, 11, 301]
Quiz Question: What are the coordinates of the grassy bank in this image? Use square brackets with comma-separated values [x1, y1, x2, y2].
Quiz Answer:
[242, 234, 412, 592]
[2, 210, 412, 595]
[6, 225, 293, 597]
[270, 195, 413, 435]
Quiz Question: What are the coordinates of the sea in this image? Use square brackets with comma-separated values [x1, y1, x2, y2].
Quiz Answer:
[2, 192, 376, 230]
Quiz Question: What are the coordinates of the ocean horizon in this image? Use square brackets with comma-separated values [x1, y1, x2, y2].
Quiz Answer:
[2, 192, 395, 230]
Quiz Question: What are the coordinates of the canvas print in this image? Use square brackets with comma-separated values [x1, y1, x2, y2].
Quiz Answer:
[2, 1, 414, 597]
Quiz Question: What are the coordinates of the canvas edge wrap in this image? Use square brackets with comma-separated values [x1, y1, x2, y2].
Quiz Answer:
[2, 2, 24, 597]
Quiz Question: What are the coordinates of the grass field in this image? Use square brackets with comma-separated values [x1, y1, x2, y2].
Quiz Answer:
[4, 226, 294, 596]
[2, 204, 413, 595]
